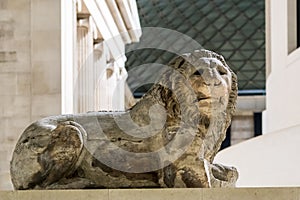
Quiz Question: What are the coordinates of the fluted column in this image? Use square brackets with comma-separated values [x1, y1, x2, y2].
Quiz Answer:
[113, 56, 128, 111]
[75, 18, 93, 113]
[93, 43, 106, 111]
[72, 0, 142, 113]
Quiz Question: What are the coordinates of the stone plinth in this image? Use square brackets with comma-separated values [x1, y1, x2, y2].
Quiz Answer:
[0, 188, 299, 200]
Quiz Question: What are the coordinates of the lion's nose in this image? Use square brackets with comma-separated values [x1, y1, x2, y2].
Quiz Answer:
[209, 59, 223, 69]
[202, 61, 224, 86]
[203, 71, 222, 86]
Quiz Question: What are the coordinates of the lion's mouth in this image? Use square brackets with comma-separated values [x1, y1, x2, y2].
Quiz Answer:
[196, 92, 220, 105]
[198, 97, 210, 101]
[197, 96, 226, 108]
[197, 97, 212, 108]
[197, 96, 222, 108]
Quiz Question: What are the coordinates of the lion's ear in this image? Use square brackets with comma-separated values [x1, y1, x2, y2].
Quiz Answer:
[168, 56, 185, 68]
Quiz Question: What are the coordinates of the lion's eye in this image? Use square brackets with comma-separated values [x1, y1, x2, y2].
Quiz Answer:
[193, 69, 204, 76]
[217, 66, 227, 75]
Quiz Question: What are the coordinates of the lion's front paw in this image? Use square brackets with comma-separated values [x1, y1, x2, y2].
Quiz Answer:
[208, 163, 239, 187]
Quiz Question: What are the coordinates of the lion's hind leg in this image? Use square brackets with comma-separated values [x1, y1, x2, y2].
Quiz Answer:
[10, 120, 86, 189]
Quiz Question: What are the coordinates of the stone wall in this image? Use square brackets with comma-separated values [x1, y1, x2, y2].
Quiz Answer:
[0, 0, 61, 190]
[231, 114, 254, 145]
[229, 96, 265, 146]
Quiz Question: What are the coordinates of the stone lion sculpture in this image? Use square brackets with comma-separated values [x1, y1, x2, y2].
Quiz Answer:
[10, 49, 238, 189]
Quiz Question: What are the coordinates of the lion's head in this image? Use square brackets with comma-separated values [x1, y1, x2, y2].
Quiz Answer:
[177, 49, 238, 161]
[138, 49, 237, 161]
[167, 49, 237, 121]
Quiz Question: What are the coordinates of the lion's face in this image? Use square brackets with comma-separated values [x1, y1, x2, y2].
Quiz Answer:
[188, 56, 232, 118]
[164, 49, 237, 125]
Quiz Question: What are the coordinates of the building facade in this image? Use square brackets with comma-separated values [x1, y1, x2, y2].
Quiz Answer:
[0, 0, 141, 189]
[215, 0, 300, 187]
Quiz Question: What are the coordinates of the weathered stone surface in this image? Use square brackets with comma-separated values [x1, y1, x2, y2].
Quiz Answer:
[10, 49, 238, 189]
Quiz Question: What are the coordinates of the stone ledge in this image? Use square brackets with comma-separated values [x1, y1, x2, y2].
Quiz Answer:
[0, 188, 299, 200]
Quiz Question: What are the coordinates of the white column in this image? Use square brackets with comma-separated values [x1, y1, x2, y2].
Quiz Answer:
[61, 0, 76, 114]
[74, 0, 142, 112]
[87, 17, 94, 112]
[93, 43, 107, 111]
[112, 57, 127, 111]
[107, 63, 117, 111]
[76, 19, 94, 113]
[76, 24, 86, 113]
